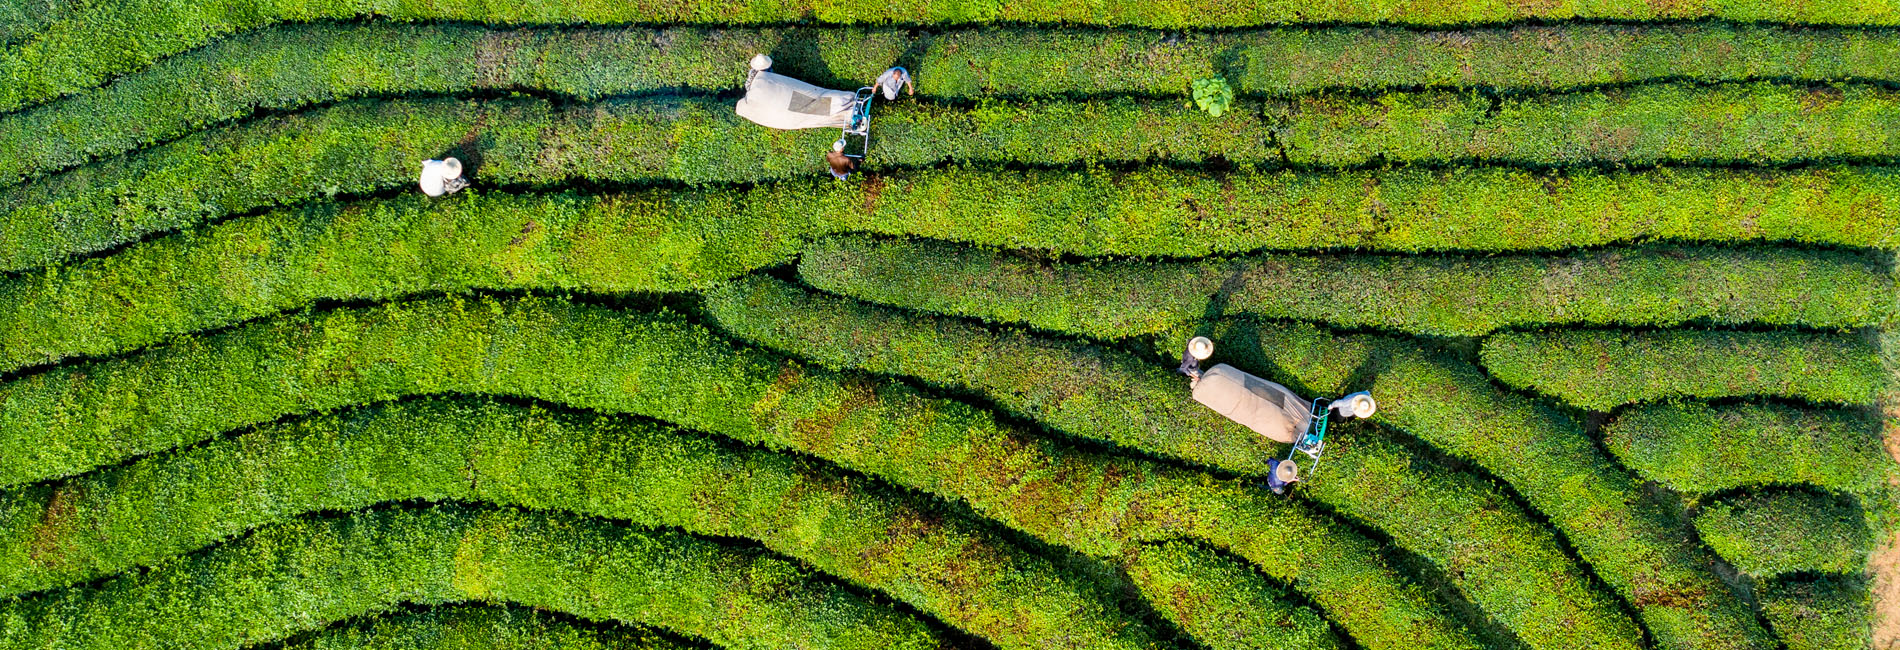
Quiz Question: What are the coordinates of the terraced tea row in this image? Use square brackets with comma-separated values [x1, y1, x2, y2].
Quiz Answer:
[1692, 490, 1873, 578]
[819, 249, 1864, 649]
[701, 276, 1644, 650]
[1759, 576, 1874, 650]
[285, 606, 692, 650]
[0, 191, 817, 372]
[795, 235, 1893, 337]
[11, 163, 1900, 279]
[14, 81, 1900, 270]
[0, 504, 950, 650]
[1122, 541, 1342, 650]
[24, 79, 1900, 189]
[1482, 330, 1893, 409]
[0, 295, 1478, 650]
[0, 397, 1168, 650]
[1604, 403, 1891, 494]
[2, 0, 1884, 115]
[29, 23, 1900, 180]
[1176, 320, 1767, 650]
[8, 192, 1885, 375]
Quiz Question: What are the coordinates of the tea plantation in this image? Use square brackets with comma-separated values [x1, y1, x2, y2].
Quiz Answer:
[0, 3, 1896, 650]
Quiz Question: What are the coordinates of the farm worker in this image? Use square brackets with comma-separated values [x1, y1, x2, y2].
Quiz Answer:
[1176, 336, 1215, 385]
[1265, 459, 1299, 495]
[875, 67, 914, 100]
[418, 157, 468, 197]
[826, 140, 856, 180]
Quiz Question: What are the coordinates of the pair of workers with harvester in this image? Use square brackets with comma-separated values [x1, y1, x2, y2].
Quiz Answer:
[413, 57, 1375, 497]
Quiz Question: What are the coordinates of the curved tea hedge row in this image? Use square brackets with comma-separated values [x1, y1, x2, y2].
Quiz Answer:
[0, 295, 1480, 650]
[763, 261, 1765, 650]
[3, 0, 1887, 114]
[11, 163, 1900, 282]
[12, 180, 1893, 374]
[1692, 490, 1872, 579]
[0, 95, 1257, 271]
[16, 81, 1900, 271]
[1760, 575, 1874, 650]
[703, 275, 1281, 473]
[0, 190, 828, 372]
[1170, 320, 1770, 650]
[0, 25, 789, 187]
[1122, 541, 1341, 650]
[286, 605, 691, 650]
[794, 235, 1892, 338]
[1481, 330, 1892, 409]
[698, 275, 1646, 650]
[0, 398, 1166, 650]
[0, 504, 949, 650]
[828, 166, 1900, 254]
[1603, 402, 1891, 494]
[29, 24, 1900, 184]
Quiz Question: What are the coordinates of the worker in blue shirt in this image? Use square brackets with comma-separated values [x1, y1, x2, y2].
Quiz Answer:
[1266, 458, 1299, 495]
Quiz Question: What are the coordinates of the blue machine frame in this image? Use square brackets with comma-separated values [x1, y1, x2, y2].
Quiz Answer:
[1287, 397, 1334, 475]
[839, 67, 906, 160]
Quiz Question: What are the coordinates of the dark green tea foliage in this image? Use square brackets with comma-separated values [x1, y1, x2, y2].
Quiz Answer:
[17, 82, 1900, 273]
[1159, 319, 1775, 650]
[286, 605, 692, 650]
[795, 234, 1893, 338]
[3, 0, 1891, 118]
[0, 397, 1167, 650]
[0, 504, 950, 650]
[1603, 402, 1891, 494]
[0, 190, 837, 372]
[1693, 490, 1872, 578]
[701, 274, 1282, 474]
[1483, 330, 1892, 409]
[7, 4, 1900, 649]
[1121, 541, 1342, 650]
[0, 295, 1481, 650]
[1758, 575, 1875, 650]
[12, 160, 1900, 302]
[702, 274, 1646, 650]
[836, 166, 1900, 253]
[28, 23, 1900, 183]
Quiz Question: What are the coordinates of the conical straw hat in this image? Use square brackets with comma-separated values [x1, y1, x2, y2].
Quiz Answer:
[1274, 461, 1299, 484]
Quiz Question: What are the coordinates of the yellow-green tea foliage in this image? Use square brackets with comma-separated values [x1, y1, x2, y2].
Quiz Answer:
[1694, 490, 1872, 578]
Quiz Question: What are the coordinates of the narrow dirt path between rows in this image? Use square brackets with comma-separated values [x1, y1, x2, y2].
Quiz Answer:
[1874, 326, 1899, 648]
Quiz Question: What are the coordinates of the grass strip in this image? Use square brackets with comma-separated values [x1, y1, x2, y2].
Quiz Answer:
[1602, 402, 1891, 494]
[0, 397, 1164, 650]
[701, 275, 1645, 650]
[4, 0, 1890, 115]
[0, 295, 1480, 650]
[1481, 330, 1892, 409]
[1693, 490, 1872, 579]
[1758, 575, 1875, 650]
[16, 82, 1900, 272]
[0, 504, 948, 650]
[29, 24, 1900, 183]
[287, 605, 691, 650]
[1122, 541, 1341, 650]
[793, 235, 1892, 338]
[1169, 320, 1771, 650]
